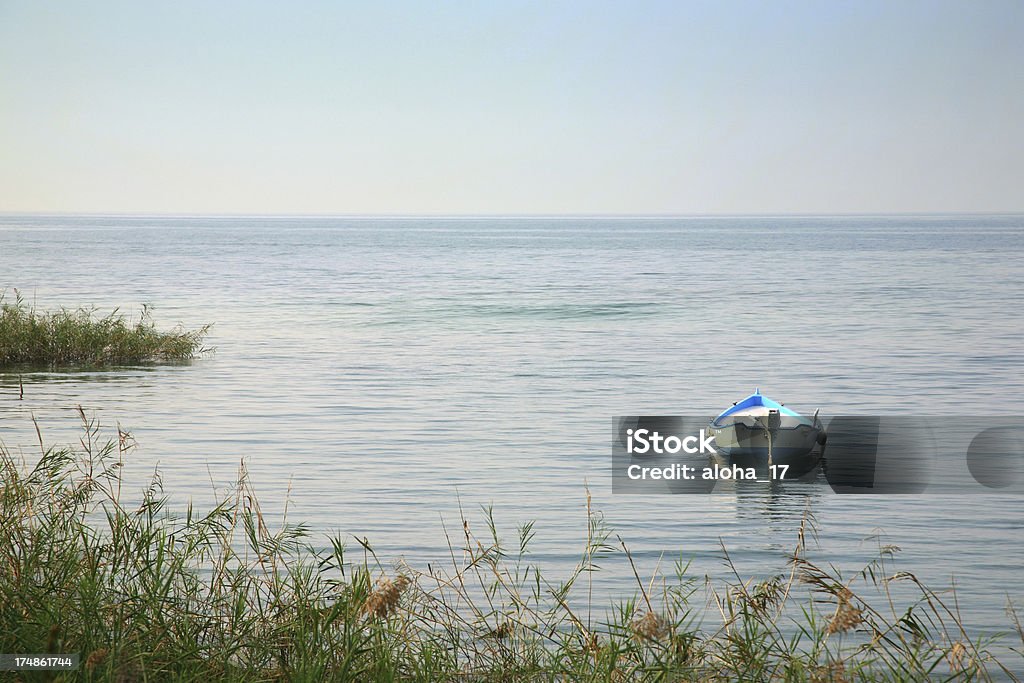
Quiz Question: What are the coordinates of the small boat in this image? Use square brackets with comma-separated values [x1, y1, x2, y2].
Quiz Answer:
[709, 389, 825, 462]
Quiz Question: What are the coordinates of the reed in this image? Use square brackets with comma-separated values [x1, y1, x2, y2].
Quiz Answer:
[1, 411, 1020, 681]
[0, 292, 210, 367]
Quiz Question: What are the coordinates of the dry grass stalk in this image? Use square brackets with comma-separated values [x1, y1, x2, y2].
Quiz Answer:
[810, 659, 849, 683]
[363, 574, 410, 618]
[631, 611, 670, 641]
[827, 587, 864, 634]
[946, 640, 968, 673]
[85, 647, 109, 671]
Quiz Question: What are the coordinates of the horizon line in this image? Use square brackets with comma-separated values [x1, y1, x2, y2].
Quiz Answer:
[2, 210, 1023, 219]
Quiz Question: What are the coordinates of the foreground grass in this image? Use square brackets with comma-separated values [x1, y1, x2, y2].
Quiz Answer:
[1, 412, 1021, 682]
[0, 293, 209, 366]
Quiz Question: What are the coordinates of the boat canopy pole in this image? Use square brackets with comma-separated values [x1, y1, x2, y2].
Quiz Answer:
[755, 411, 778, 466]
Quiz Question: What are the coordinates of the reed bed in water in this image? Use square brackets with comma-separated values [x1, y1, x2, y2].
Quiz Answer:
[1, 410, 1021, 681]
[0, 292, 209, 366]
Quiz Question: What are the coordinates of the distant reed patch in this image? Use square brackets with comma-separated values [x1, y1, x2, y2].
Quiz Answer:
[0, 292, 210, 366]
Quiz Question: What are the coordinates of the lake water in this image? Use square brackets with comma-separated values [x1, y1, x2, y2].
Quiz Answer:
[1, 214, 1022, 646]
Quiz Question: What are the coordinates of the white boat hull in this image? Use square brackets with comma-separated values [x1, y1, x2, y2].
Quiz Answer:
[711, 421, 822, 459]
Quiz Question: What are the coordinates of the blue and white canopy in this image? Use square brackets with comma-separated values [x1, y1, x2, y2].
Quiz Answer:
[712, 388, 814, 427]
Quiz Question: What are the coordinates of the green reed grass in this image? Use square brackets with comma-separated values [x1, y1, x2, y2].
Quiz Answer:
[1, 410, 1021, 681]
[0, 292, 210, 367]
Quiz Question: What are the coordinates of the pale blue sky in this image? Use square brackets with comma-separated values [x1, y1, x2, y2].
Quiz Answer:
[1, 1, 1021, 214]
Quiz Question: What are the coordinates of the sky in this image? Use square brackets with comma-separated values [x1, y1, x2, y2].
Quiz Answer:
[0, 1, 1021, 215]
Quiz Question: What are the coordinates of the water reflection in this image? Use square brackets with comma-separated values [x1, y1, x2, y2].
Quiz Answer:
[1, 360, 198, 384]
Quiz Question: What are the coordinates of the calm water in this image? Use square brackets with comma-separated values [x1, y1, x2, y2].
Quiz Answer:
[2, 215, 1023, 642]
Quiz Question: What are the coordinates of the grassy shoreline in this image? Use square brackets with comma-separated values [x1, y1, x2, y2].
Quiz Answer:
[1, 412, 1021, 681]
[0, 293, 210, 367]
